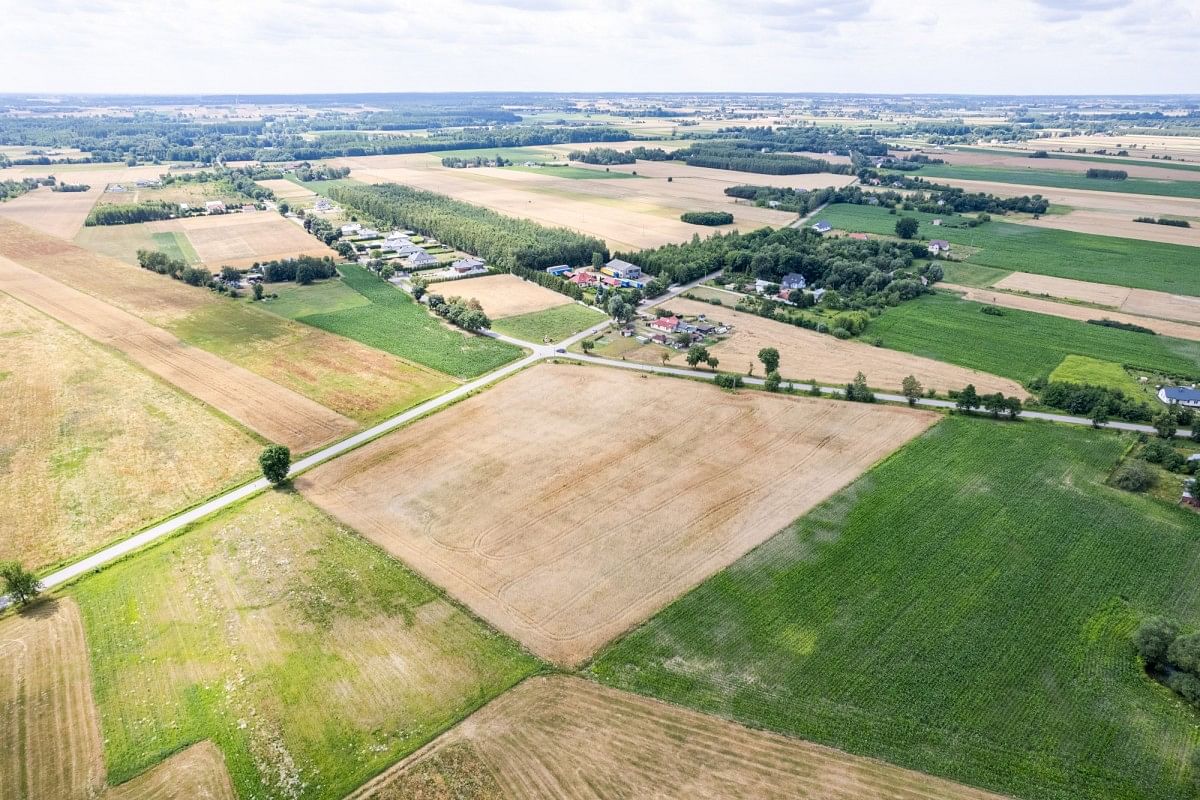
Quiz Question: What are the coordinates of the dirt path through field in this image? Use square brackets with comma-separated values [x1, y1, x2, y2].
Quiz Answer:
[991, 272, 1200, 327]
[354, 675, 1012, 800]
[0, 256, 356, 450]
[298, 364, 937, 666]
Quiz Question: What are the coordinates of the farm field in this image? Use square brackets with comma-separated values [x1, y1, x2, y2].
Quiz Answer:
[1011, 208, 1200, 248]
[0, 294, 259, 572]
[358, 676, 1009, 800]
[327, 150, 816, 251]
[504, 163, 640, 179]
[105, 742, 235, 800]
[71, 490, 540, 800]
[945, 283, 1200, 341]
[441, 272, 572, 319]
[591, 416, 1200, 800]
[910, 163, 1200, 199]
[865, 292, 1200, 384]
[490, 302, 607, 342]
[256, 178, 317, 199]
[92, 180, 245, 209]
[291, 266, 522, 379]
[1002, 133, 1200, 162]
[141, 211, 337, 268]
[819, 203, 1200, 296]
[2, 217, 452, 425]
[297, 363, 938, 666]
[0, 164, 170, 239]
[992, 272, 1200, 326]
[656, 297, 1025, 396]
[1049, 355, 1147, 397]
[924, 175, 1200, 221]
[932, 147, 1200, 181]
[0, 255, 357, 451]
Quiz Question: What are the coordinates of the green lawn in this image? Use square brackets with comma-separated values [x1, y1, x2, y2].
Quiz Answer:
[73, 491, 540, 800]
[1049, 355, 1148, 397]
[865, 292, 1200, 384]
[910, 163, 1200, 199]
[258, 279, 370, 318]
[150, 231, 199, 263]
[938, 261, 1013, 287]
[502, 164, 639, 180]
[288, 175, 360, 197]
[591, 417, 1200, 800]
[296, 266, 522, 379]
[490, 303, 607, 342]
[820, 204, 1200, 295]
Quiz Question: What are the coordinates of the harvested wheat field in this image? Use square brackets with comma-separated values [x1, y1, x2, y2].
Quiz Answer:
[0, 217, 455, 424]
[0, 164, 169, 239]
[993, 272, 1200, 326]
[0, 256, 356, 451]
[1008, 134, 1200, 162]
[143, 211, 336, 268]
[355, 676, 1010, 800]
[1011, 208, 1200, 247]
[944, 284, 1200, 341]
[932, 147, 1200, 182]
[449, 273, 571, 319]
[0, 294, 259, 570]
[0, 600, 106, 800]
[298, 364, 937, 666]
[657, 298, 1025, 397]
[106, 743, 235, 800]
[255, 178, 316, 199]
[929, 176, 1200, 219]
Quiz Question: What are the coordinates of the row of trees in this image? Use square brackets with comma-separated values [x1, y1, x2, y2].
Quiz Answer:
[567, 147, 636, 165]
[442, 155, 510, 168]
[427, 294, 491, 331]
[328, 183, 607, 270]
[258, 255, 339, 284]
[680, 211, 733, 226]
[1032, 378, 1153, 423]
[953, 384, 1023, 418]
[1134, 216, 1191, 228]
[672, 144, 852, 176]
[85, 201, 177, 226]
[51, 182, 90, 192]
[706, 126, 889, 156]
[1085, 168, 1128, 180]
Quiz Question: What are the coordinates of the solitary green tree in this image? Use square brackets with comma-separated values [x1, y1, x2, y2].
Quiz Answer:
[758, 347, 780, 374]
[901, 375, 922, 406]
[895, 217, 919, 239]
[686, 345, 709, 368]
[764, 370, 782, 392]
[1091, 406, 1110, 429]
[259, 445, 291, 485]
[1, 562, 41, 606]
[706, 356, 720, 371]
[1154, 411, 1178, 439]
[581, 339, 594, 354]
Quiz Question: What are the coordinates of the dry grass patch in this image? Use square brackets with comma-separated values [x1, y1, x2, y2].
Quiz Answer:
[447, 273, 571, 319]
[993, 272, 1200, 326]
[0, 164, 169, 239]
[298, 364, 937, 666]
[143, 212, 336, 268]
[657, 297, 1026, 396]
[256, 179, 317, 200]
[0, 295, 260, 571]
[1011, 208, 1200, 247]
[106, 742, 236, 800]
[357, 676, 1011, 800]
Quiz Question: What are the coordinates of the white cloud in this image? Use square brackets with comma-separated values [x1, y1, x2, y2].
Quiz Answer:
[0, 0, 1195, 94]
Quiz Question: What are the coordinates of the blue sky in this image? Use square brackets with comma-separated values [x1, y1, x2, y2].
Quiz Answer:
[3, 0, 1197, 95]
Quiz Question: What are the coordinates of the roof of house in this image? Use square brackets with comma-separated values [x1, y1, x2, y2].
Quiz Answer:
[569, 272, 596, 284]
[849, 233, 868, 240]
[929, 239, 950, 248]
[651, 316, 680, 329]
[781, 272, 806, 285]
[606, 258, 640, 272]
[812, 221, 832, 231]
[1164, 386, 1200, 402]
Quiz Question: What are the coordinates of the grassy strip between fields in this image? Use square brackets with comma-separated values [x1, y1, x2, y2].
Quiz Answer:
[591, 416, 1200, 800]
[294, 266, 522, 379]
[73, 490, 541, 800]
[503, 164, 639, 180]
[490, 303, 607, 342]
[912, 162, 1200, 199]
[819, 203, 1200, 296]
[863, 292, 1200, 385]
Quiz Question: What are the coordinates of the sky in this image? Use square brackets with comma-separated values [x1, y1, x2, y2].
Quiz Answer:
[2, 0, 1197, 96]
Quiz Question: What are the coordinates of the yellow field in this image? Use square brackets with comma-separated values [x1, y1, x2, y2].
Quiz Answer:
[255, 178, 316, 199]
[0, 294, 260, 570]
[930, 176, 1200, 219]
[0, 164, 173, 239]
[143, 211, 336, 268]
[992, 272, 1200, 327]
[446, 273, 572, 318]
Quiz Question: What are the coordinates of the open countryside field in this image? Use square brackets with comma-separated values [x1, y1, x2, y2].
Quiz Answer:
[0, 164, 171, 239]
[992, 272, 1200, 326]
[659, 297, 1025, 396]
[443, 272, 571, 319]
[3, 217, 453, 425]
[1003, 133, 1200, 162]
[820, 203, 1200, 296]
[592, 417, 1200, 800]
[910, 163, 1200, 199]
[1012, 208, 1200, 247]
[0, 294, 259, 572]
[865, 292, 1200, 384]
[71, 490, 540, 800]
[105, 742, 235, 800]
[924, 175, 1200, 223]
[298, 364, 938, 666]
[327, 150, 822, 251]
[359, 676, 1010, 800]
[142, 212, 337, 269]
[490, 302, 607, 342]
[932, 147, 1200, 181]
[0, 256, 356, 451]
[256, 178, 317, 199]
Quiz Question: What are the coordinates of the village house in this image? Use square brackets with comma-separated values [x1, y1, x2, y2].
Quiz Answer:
[569, 271, 597, 286]
[928, 240, 951, 255]
[341, 223, 362, 236]
[405, 251, 438, 269]
[451, 257, 487, 275]
[812, 220, 832, 233]
[650, 315, 680, 333]
[1160, 386, 1200, 409]
[780, 273, 806, 290]
[205, 200, 226, 214]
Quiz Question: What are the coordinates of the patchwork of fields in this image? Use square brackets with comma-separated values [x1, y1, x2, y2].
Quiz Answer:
[592, 416, 1200, 800]
[911, 162, 1200, 199]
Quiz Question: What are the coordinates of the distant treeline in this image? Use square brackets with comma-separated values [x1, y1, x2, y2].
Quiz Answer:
[680, 211, 733, 225]
[1134, 216, 1190, 228]
[136, 249, 212, 286]
[1085, 168, 1127, 180]
[328, 183, 608, 270]
[442, 155, 511, 168]
[567, 146, 672, 165]
[674, 144, 852, 176]
[705, 126, 889, 156]
[85, 201, 177, 226]
[0, 176, 50, 201]
[51, 183, 90, 192]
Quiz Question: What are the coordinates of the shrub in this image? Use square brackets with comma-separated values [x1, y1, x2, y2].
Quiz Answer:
[1087, 318, 1155, 335]
[0, 561, 41, 606]
[1085, 168, 1128, 180]
[895, 217, 919, 239]
[1112, 459, 1155, 492]
[680, 211, 734, 226]
[980, 305, 1005, 316]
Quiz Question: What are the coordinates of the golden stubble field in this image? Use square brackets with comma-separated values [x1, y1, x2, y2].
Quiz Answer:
[655, 297, 1027, 397]
[0, 294, 260, 571]
[356, 676, 1012, 800]
[143, 211, 336, 268]
[991, 272, 1200, 327]
[932, 147, 1200, 182]
[444, 273, 571, 318]
[298, 364, 938, 666]
[328, 149, 852, 251]
[928, 175, 1200, 222]
[0, 164, 175, 239]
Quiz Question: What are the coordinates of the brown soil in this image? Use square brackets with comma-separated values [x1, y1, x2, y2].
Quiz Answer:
[659, 297, 1027, 397]
[0, 255, 356, 451]
[297, 364, 936, 666]
[354, 676, 1012, 800]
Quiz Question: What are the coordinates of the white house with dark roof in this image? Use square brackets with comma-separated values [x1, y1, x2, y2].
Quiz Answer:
[812, 220, 832, 233]
[928, 239, 951, 255]
[781, 273, 806, 290]
[405, 251, 438, 269]
[1160, 386, 1200, 408]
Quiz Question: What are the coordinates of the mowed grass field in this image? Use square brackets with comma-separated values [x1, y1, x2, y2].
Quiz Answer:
[72, 490, 540, 800]
[591, 416, 1200, 800]
[819, 204, 1200, 296]
[865, 292, 1200, 384]
[288, 266, 522, 378]
[0, 295, 260, 572]
[490, 303, 607, 342]
[911, 163, 1200, 199]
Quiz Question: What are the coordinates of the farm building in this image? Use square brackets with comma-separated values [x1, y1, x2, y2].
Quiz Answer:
[1160, 386, 1200, 408]
[451, 258, 487, 275]
[546, 265, 571, 276]
[781, 273, 806, 290]
[928, 240, 951, 255]
[341, 223, 361, 236]
[603, 259, 643, 281]
[812, 221, 832, 233]
[205, 200, 226, 213]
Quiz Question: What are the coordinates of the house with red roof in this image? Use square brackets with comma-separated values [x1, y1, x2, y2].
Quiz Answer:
[650, 315, 680, 333]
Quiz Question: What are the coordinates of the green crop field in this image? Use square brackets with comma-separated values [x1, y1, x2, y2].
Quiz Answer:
[73, 490, 540, 800]
[591, 416, 1200, 800]
[258, 278, 370, 318]
[820, 204, 1200, 295]
[150, 230, 199, 263]
[426, 145, 562, 162]
[502, 164, 638, 180]
[864, 292, 1200, 384]
[910, 163, 1200, 199]
[490, 303, 607, 342]
[296, 266, 522, 378]
[1049, 355, 1148, 397]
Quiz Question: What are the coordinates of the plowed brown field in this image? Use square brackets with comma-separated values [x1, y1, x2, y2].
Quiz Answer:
[298, 364, 937, 665]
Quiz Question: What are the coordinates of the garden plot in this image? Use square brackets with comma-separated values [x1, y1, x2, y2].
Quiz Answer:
[297, 363, 937, 666]
[357, 676, 1010, 800]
